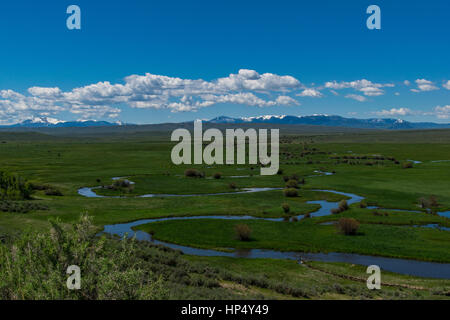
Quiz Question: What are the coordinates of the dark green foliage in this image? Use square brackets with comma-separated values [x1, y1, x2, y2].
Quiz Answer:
[106, 179, 134, 193]
[184, 169, 204, 178]
[338, 200, 349, 211]
[402, 162, 413, 169]
[213, 172, 222, 179]
[0, 215, 253, 300]
[285, 179, 299, 189]
[0, 171, 32, 200]
[45, 188, 63, 196]
[419, 196, 439, 209]
[282, 203, 290, 214]
[283, 188, 298, 197]
[331, 200, 349, 214]
[331, 208, 341, 214]
[0, 200, 48, 213]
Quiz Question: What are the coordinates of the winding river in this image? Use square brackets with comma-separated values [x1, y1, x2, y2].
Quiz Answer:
[78, 175, 450, 279]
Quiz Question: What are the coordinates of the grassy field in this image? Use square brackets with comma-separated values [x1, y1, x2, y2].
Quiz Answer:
[0, 126, 449, 299]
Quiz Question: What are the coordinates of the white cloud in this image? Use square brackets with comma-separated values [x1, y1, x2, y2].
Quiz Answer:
[433, 105, 450, 119]
[330, 90, 339, 96]
[373, 108, 413, 116]
[404, 80, 411, 86]
[0, 69, 303, 123]
[443, 80, 450, 90]
[296, 88, 322, 97]
[325, 79, 394, 96]
[28, 87, 62, 98]
[411, 79, 439, 92]
[345, 94, 367, 102]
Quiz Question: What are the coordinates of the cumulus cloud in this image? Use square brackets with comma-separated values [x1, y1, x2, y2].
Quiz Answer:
[373, 108, 413, 116]
[0, 69, 303, 123]
[411, 79, 439, 92]
[443, 80, 450, 90]
[325, 79, 394, 96]
[433, 105, 450, 119]
[345, 94, 367, 102]
[296, 88, 322, 97]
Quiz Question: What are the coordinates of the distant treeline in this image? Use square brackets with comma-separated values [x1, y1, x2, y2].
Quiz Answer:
[0, 171, 32, 200]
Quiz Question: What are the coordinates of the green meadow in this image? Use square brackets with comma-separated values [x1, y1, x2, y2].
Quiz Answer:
[0, 126, 449, 299]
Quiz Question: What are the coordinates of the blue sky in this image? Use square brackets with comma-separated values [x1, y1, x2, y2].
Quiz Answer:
[0, 0, 449, 124]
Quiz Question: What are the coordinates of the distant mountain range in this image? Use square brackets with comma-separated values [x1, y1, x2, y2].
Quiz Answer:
[2, 115, 450, 130]
[208, 115, 450, 130]
[3, 117, 121, 128]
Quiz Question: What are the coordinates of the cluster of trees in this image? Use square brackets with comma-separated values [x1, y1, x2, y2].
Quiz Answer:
[0, 171, 33, 200]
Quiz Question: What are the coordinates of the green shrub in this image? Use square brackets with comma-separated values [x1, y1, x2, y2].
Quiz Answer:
[402, 162, 413, 169]
[336, 218, 360, 235]
[229, 183, 237, 189]
[184, 169, 202, 178]
[338, 200, 349, 211]
[419, 195, 439, 209]
[285, 179, 299, 189]
[234, 224, 252, 241]
[107, 179, 135, 193]
[359, 201, 367, 208]
[0, 200, 49, 213]
[45, 188, 63, 196]
[281, 203, 290, 214]
[0, 215, 169, 299]
[331, 208, 342, 214]
[213, 172, 222, 179]
[0, 171, 33, 200]
[283, 188, 298, 197]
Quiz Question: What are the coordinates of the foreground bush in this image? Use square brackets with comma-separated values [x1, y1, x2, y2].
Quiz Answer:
[234, 224, 252, 241]
[336, 218, 360, 235]
[0, 215, 168, 300]
[281, 203, 290, 214]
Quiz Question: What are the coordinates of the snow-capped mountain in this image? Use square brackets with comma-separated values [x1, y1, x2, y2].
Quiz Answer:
[5, 117, 120, 128]
[208, 115, 450, 130]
